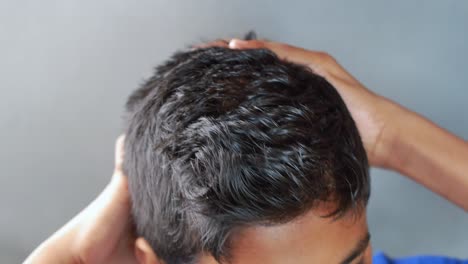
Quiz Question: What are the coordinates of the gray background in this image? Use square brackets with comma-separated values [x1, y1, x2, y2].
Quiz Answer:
[1, 0, 467, 262]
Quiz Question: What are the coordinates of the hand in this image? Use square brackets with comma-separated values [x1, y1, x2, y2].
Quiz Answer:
[25, 136, 138, 264]
[201, 38, 402, 167]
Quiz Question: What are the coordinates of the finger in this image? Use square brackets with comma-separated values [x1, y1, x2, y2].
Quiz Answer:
[115, 135, 125, 173]
[229, 39, 324, 71]
[228, 39, 267, 49]
[229, 39, 314, 64]
[230, 39, 340, 77]
[191, 39, 230, 50]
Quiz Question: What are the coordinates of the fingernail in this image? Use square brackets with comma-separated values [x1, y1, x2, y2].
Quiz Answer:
[229, 39, 247, 49]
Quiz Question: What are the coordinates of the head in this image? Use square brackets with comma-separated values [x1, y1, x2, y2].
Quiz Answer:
[123, 46, 371, 264]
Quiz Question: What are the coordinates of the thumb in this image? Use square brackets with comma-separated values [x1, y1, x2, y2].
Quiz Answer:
[72, 136, 133, 263]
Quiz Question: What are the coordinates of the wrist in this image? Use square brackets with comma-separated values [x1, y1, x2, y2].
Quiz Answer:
[370, 96, 411, 170]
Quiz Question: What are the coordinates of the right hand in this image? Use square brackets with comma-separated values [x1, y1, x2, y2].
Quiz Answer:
[225, 39, 403, 168]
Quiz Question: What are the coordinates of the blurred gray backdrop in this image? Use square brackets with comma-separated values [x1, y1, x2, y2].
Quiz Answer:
[1, 0, 467, 262]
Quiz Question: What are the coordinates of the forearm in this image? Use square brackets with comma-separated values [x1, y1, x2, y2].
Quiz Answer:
[383, 103, 468, 210]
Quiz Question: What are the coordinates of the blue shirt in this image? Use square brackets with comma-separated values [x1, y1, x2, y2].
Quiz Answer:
[373, 251, 468, 264]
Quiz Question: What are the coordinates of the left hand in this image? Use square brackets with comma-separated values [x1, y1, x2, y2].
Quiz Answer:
[25, 136, 138, 264]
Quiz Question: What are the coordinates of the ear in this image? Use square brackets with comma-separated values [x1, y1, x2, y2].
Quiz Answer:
[134, 237, 163, 264]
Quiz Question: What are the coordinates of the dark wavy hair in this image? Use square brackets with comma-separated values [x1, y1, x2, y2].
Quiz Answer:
[123, 45, 370, 264]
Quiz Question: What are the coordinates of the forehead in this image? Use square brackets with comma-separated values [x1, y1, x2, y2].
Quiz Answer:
[226, 206, 368, 264]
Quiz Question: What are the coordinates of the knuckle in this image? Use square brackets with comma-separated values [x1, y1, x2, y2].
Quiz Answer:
[317, 51, 332, 59]
[316, 51, 338, 66]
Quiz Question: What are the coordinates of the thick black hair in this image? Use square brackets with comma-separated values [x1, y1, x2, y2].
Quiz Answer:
[123, 45, 370, 264]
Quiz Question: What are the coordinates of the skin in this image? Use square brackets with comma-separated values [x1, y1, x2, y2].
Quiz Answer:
[220, 206, 372, 264]
[25, 136, 138, 264]
[25, 39, 468, 264]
